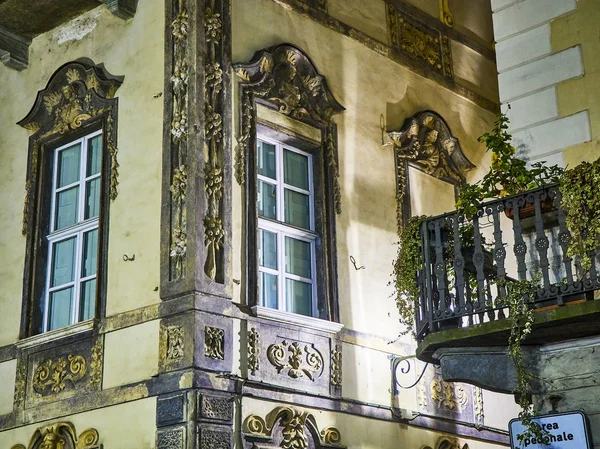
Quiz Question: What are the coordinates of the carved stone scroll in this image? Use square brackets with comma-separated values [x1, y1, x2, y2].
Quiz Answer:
[233, 43, 345, 213]
[243, 406, 345, 449]
[384, 111, 475, 234]
[33, 355, 87, 395]
[18, 60, 122, 236]
[267, 340, 324, 381]
[11, 422, 100, 449]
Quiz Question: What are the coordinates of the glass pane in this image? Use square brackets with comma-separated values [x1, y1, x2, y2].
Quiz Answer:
[285, 279, 312, 316]
[55, 186, 79, 229]
[85, 178, 100, 219]
[80, 279, 96, 321]
[57, 143, 81, 188]
[258, 180, 277, 219]
[51, 237, 77, 287]
[260, 272, 278, 309]
[258, 229, 277, 269]
[284, 150, 309, 190]
[257, 140, 276, 180]
[284, 189, 310, 229]
[285, 237, 312, 278]
[87, 134, 102, 176]
[48, 287, 73, 330]
[82, 229, 98, 277]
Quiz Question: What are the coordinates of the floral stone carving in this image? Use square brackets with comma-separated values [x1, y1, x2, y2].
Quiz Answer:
[33, 355, 87, 395]
[267, 340, 323, 380]
[204, 326, 225, 360]
[11, 422, 100, 449]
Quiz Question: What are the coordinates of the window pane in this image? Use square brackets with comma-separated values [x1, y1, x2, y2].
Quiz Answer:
[55, 186, 79, 229]
[285, 237, 312, 278]
[285, 279, 312, 316]
[258, 229, 277, 269]
[284, 189, 310, 229]
[258, 180, 277, 219]
[284, 150, 309, 190]
[87, 135, 102, 176]
[48, 287, 73, 330]
[257, 140, 276, 180]
[80, 279, 96, 321]
[85, 178, 100, 219]
[57, 143, 81, 187]
[260, 272, 278, 309]
[51, 237, 77, 287]
[82, 229, 98, 277]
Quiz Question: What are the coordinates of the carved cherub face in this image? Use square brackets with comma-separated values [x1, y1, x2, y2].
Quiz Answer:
[425, 129, 438, 143]
[40, 432, 66, 449]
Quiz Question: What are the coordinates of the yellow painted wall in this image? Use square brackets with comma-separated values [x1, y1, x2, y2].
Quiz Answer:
[0, 397, 156, 448]
[551, 0, 600, 167]
[0, 0, 164, 346]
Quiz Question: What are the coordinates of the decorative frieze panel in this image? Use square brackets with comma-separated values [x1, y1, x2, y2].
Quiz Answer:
[245, 322, 334, 395]
[384, 111, 474, 234]
[33, 355, 87, 395]
[199, 426, 232, 449]
[199, 393, 234, 422]
[195, 312, 232, 372]
[11, 421, 100, 449]
[167, 326, 185, 360]
[157, 427, 185, 449]
[386, 3, 453, 79]
[416, 364, 484, 427]
[243, 406, 344, 449]
[159, 319, 191, 373]
[204, 326, 225, 360]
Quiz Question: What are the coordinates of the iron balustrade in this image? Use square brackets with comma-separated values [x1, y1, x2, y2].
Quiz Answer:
[415, 184, 598, 341]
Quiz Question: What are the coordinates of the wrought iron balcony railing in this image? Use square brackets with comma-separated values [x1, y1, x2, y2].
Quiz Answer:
[415, 184, 597, 341]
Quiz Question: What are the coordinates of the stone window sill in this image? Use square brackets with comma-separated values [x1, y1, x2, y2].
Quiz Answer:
[251, 306, 344, 334]
[16, 320, 94, 350]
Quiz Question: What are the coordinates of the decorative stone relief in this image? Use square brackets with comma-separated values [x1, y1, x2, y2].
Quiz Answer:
[247, 327, 259, 375]
[233, 44, 345, 213]
[11, 422, 100, 449]
[204, 326, 225, 360]
[18, 61, 122, 236]
[430, 377, 467, 412]
[330, 345, 342, 388]
[157, 394, 186, 426]
[384, 111, 474, 234]
[243, 406, 344, 449]
[167, 0, 190, 280]
[267, 340, 324, 381]
[33, 355, 87, 395]
[200, 429, 231, 449]
[387, 4, 453, 79]
[157, 427, 185, 449]
[438, 0, 454, 27]
[167, 325, 185, 360]
[89, 338, 103, 389]
[200, 394, 233, 422]
[474, 386, 484, 425]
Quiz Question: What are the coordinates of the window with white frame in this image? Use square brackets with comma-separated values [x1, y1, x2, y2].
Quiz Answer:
[257, 136, 317, 317]
[43, 130, 103, 332]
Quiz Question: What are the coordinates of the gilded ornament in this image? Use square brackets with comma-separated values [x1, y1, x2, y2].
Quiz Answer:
[400, 18, 440, 67]
[204, 326, 225, 360]
[23, 122, 41, 133]
[205, 8, 222, 43]
[65, 68, 81, 84]
[167, 326, 185, 360]
[439, 0, 454, 27]
[267, 340, 323, 380]
[89, 338, 103, 388]
[430, 378, 467, 412]
[330, 345, 342, 387]
[170, 165, 188, 204]
[206, 62, 223, 93]
[247, 327, 259, 375]
[33, 355, 87, 395]
[243, 406, 344, 449]
[10, 422, 100, 449]
[171, 9, 189, 42]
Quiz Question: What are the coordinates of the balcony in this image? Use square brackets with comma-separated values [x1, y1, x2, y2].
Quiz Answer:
[415, 184, 600, 370]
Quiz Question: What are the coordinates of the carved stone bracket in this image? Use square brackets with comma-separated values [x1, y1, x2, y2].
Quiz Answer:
[243, 406, 344, 449]
[18, 60, 123, 236]
[384, 111, 474, 234]
[233, 43, 345, 213]
[11, 422, 100, 449]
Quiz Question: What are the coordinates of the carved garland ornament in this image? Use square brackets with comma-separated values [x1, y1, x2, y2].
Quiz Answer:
[233, 44, 345, 213]
[247, 327, 259, 375]
[384, 111, 474, 234]
[11, 422, 100, 449]
[167, 325, 185, 360]
[204, 326, 225, 360]
[168, 0, 190, 280]
[330, 344, 342, 388]
[18, 61, 122, 236]
[243, 406, 344, 449]
[33, 355, 87, 395]
[267, 340, 324, 381]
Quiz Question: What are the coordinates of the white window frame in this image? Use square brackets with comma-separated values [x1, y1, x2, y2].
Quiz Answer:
[42, 129, 102, 333]
[257, 135, 318, 317]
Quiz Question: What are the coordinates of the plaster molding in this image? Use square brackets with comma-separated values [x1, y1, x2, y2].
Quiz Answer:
[252, 306, 344, 334]
[16, 321, 94, 350]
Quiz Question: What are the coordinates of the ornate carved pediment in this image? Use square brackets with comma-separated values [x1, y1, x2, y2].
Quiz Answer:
[386, 111, 474, 185]
[243, 406, 344, 449]
[11, 422, 100, 449]
[18, 60, 122, 138]
[234, 44, 344, 126]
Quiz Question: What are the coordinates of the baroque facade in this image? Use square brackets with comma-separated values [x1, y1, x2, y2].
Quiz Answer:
[0, 0, 538, 448]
